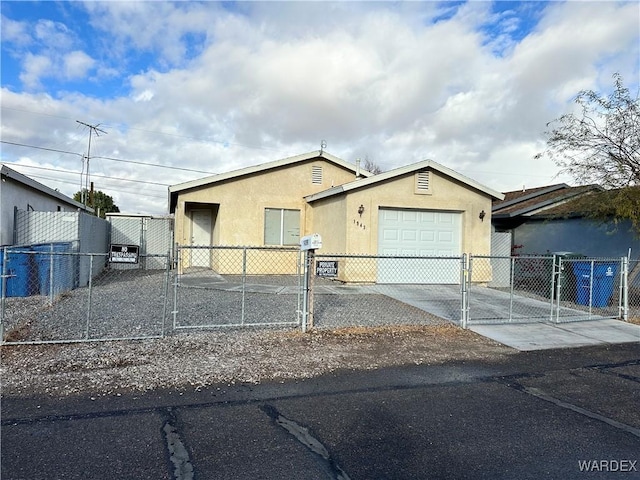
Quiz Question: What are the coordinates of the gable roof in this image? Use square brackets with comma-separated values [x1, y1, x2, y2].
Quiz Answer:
[304, 158, 504, 202]
[169, 150, 371, 194]
[1, 164, 92, 212]
[492, 183, 600, 218]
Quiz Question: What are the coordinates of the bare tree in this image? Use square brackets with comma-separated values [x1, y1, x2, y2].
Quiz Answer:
[362, 155, 383, 174]
[536, 74, 640, 233]
[536, 73, 639, 189]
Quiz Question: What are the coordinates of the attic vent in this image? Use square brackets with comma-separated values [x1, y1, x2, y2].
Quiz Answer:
[312, 166, 323, 184]
[415, 171, 431, 194]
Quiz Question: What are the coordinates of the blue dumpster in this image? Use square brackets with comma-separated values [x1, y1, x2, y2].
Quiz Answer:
[1, 249, 34, 297]
[33, 243, 73, 296]
[572, 262, 618, 307]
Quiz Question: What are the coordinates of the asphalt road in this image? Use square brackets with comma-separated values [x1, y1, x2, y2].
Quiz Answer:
[2, 343, 639, 480]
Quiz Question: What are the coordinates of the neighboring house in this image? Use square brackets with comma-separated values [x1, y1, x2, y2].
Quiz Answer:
[169, 151, 503, 283]
[0, 164, 92, 246]
[492, 183, 640, 258]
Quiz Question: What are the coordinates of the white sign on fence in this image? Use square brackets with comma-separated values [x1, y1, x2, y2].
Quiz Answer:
[316, 260, 338, 277]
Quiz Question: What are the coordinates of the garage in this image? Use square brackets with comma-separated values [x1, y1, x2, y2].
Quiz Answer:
[377, 208, 462, 284]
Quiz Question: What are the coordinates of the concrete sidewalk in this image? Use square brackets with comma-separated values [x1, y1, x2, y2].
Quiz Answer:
[470, 320, 640, 351]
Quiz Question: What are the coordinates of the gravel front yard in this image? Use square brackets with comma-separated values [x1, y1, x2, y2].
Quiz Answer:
[0, 324, 514, 398]
[1, 269, 515, 398]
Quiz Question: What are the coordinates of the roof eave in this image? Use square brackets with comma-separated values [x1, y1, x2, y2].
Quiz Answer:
[169, 150, 370, 194]
[307, 159, 504, 203]
[1, 164, 92, 212]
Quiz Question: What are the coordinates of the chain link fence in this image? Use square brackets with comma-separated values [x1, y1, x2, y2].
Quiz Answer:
[309, 254, 460, 329]
[173, 246, 302, 330]
[1, 248, 170, 344]
[2, 245, 632, 344]
[467, 255, 626, 325]
[628, 259, 640, 319]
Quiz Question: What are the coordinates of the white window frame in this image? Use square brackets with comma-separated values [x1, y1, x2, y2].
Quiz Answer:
[264, 208, 300, 246]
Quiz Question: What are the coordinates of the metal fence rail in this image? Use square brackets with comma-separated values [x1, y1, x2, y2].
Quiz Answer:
[1, 249, 170, 344]
[173, 246, 302, 330]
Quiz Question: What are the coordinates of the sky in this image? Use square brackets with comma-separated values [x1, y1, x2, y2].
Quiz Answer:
[1, 1, 638, 215]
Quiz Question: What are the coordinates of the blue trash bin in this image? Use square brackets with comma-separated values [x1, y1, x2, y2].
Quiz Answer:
[572, 262, 618, 307]
[33, 243, 73, 296]
[3, 249, 35, 297]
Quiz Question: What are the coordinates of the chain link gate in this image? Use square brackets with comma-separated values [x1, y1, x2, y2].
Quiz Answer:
[466, 255, 627, 325]
[172, 246, 303, 330]
[309, 253, 464, 329]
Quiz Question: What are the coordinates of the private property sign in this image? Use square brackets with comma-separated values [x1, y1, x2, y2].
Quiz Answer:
[316, 260, 338, 277]
[109, 244, 139, 264]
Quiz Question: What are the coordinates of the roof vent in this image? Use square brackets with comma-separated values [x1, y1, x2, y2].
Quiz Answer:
[312, 166, 323, 184]
[415, 171, 431, 194]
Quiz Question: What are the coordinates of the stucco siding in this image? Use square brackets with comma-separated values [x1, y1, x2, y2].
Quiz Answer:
[174, 159, 358, 247]
[308, 169, 494, 283]
[330, 170, 493, 256]
[306, 195, 347, 253]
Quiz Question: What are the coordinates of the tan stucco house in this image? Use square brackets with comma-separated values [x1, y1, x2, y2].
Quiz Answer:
[169, 151, 503, 282]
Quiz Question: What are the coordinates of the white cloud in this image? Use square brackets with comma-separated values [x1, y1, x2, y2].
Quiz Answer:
[33, 19, 75, 51]
[19, 53, 52, 90]
[63, 50, 96, 80]
[0, 15, 31, 45]
[1, 1, 638, 215]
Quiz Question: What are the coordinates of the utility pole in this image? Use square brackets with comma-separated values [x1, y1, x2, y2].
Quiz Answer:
[76, 120, 107, 207]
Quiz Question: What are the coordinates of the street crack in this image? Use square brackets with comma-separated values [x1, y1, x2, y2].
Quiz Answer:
[261, 404, 351, 480]
[163, 409, 195, 480]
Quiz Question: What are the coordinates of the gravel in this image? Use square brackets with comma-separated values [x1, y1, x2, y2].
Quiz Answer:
[0, 325, 514, 398]
[1, 269, 514, 398]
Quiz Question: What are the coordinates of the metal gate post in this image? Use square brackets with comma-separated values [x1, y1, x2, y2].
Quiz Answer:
[241, 247, 247, 325]
[553, 256, 560, 324]
[85, 254, 94, 340]
[461, 254, 469, 329]
[509, 256, 516, 322]
[172, 247, 181, 330]
[161, 250, 171, 337]
[621, 256, 629, 321]
[0, 247, 6, 340]
[301, 249, 315, 332]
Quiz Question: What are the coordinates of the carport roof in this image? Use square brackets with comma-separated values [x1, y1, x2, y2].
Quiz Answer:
[304, 159, 504, 202]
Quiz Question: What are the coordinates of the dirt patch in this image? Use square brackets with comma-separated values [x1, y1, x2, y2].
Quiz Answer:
[0, 324, 514, 398]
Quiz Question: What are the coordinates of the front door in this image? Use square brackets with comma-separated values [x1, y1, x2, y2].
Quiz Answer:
[191, 210, 212, 267]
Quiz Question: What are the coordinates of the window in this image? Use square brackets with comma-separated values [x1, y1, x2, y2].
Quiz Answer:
[264, 208, 300, 245]
[312, 165, 323, 184]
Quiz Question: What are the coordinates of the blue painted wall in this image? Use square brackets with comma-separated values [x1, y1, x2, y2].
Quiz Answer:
[513, 218, 640, 258]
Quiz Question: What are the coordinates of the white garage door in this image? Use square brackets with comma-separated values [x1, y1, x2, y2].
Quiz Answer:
[377, 208, 462, 284]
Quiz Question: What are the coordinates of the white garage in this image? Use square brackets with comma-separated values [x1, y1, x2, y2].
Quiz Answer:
[377, 208, 462, 284]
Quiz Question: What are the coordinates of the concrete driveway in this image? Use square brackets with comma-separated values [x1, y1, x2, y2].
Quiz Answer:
[377, 284, 640, 351]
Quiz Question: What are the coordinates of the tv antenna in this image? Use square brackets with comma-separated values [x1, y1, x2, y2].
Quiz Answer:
[76, 120, 107, 207]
